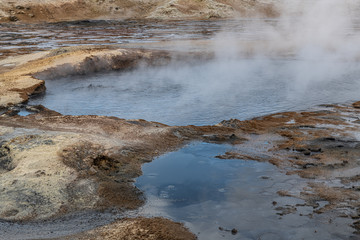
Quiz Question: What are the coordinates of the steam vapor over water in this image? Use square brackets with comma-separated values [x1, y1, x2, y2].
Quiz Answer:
[211, 0, 360, 94]
[31, 0, 360, 125]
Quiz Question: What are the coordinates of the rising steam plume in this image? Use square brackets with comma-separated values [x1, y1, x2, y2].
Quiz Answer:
[34, 0, 360, 125]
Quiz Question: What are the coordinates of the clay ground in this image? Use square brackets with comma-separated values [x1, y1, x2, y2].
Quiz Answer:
[0, 0, 360, 238]
[1, 46, 360, 238]
[0, 0, 278, 23]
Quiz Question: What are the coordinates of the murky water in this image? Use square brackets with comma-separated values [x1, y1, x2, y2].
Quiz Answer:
[5, 19, 360, 126]
[135, 142, 354, 240]
[30, 57, 360, 125]
[3, 18, 360, 239]
[0, 19, 274, 60]
[1, 18, 360, 59]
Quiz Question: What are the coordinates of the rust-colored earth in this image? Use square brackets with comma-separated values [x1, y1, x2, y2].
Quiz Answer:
[1, 35, 360, 239]
[0, 0, 278, 23]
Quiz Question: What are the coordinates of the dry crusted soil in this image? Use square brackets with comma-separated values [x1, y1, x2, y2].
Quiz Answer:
[0, 0, 278, 23]
[2, 47, 360, 238]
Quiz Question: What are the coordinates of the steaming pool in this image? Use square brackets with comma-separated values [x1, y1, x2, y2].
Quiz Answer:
[20, 55, 360, 239]
[4, 18, 360, 239]
[30, 57, 360, 125]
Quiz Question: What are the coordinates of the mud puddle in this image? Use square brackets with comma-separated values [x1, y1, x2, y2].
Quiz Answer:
[29, 57, 360, 125]
[134, 142, 354, 239]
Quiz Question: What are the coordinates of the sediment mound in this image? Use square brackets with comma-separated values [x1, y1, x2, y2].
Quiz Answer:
[0, 0, 278, 23]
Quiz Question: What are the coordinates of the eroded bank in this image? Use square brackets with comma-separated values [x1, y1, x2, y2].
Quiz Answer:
[1, 47, 360, 239]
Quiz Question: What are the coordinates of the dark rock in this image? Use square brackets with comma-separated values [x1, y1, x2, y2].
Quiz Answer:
[352, 101, 360, 109]
[303, 150, 311, 156]
[308, 147, 322, 152]
[0, 145, 14, 172]
[8, 16, 18, 22]
[295, 147, 306, 152]
[303, 163, 316, 169]
[231, 228, 238, 235]
[323, 137, 336, 141]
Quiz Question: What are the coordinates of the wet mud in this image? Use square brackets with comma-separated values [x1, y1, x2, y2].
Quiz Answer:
[1, 46, 360, 239]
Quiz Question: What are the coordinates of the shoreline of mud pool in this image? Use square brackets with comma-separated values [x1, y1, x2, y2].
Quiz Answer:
[1, 46, 360, 239]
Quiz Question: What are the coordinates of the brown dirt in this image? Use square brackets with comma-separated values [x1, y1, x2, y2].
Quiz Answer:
[217, 104, 360, 229]
[0, 46, 208, 108]
[57, 217, 197, 240]
[0, 0, 279, 23]
[2, 46, 360, 237]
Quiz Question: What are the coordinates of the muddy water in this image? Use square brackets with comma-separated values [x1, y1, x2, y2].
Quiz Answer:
[30, 57, 360, 125]
[0, 19, 271, 60]
[135, 142, 354, 240]
[3, 19, 360, 239]
[1, 18, 360, 59]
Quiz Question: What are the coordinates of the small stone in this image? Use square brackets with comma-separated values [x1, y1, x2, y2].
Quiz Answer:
[308, 147, 322, 152]
[303, 150, 311, 156]
[28, 14, 35, 18]
[231, 228, 238, 235]
[8, 16, 18, 22]
[295, 147, 306, 152]
[229, 134, 237, 139]
[303, 163, 315, 169]
[353, 101, 360, 109]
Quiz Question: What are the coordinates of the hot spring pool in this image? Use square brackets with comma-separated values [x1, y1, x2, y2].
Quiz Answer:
[30, 56, 360, 126]
[5, 14, 360, 239]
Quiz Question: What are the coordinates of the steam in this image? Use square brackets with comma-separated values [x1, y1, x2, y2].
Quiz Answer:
[171, 0, 360, 121]
[208, 0, 360, 98]
[36, 0, 360, 125]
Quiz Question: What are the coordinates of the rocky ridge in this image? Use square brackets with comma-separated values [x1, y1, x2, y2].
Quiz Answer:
[0, 0, 278, 23]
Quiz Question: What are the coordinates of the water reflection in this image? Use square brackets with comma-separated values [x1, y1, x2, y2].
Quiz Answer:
[0, 19, 272, 59]
[135, 142, 354, 240]
[29, 57, 360, 126]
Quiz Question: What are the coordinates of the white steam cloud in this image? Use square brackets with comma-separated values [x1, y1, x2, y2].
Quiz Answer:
[208, 0, 360, 100]
[37, 0, 360, 125]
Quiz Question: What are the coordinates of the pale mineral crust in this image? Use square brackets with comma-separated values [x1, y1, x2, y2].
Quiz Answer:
[2, 46, 360, 238]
